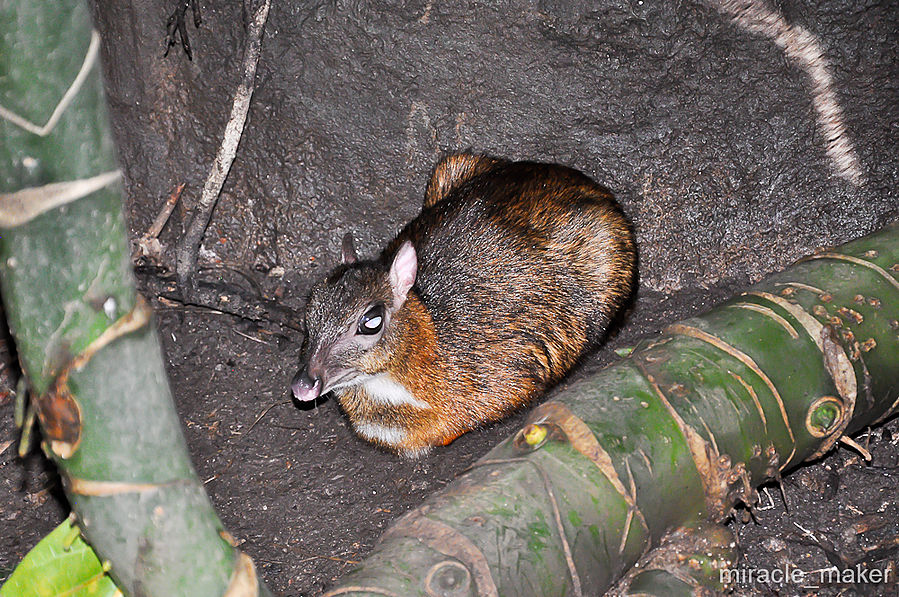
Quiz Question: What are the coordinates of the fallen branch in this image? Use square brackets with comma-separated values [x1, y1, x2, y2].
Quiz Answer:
[175, 0, 272, 300]
[132, 182, 184, 262]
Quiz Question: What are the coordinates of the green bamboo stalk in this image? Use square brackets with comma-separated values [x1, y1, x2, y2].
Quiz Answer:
[326, 222, 899, 597]
[0, 1, 269, 594]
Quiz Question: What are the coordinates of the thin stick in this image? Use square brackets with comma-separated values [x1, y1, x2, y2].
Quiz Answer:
[175, 0, 272, 296]
[148, 183, 185, 239]
[232, 328, 272, 345]
[244, 399, 293, 435]
[132, 183, 186, 262]
[839, 435, 872, 461]
[291, 546, 361, 565]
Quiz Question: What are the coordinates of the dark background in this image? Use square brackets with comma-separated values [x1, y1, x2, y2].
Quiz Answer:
[1, 0, 896, 595]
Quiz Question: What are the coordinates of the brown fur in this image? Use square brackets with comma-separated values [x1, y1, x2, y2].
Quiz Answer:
[299, 153, 637, 456]
[423, 153, 502, 207]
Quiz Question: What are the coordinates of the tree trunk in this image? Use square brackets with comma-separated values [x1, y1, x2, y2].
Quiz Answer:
[0, 1, 269, 594]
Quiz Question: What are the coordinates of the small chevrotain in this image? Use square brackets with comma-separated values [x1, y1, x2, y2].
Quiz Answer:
[292, 153, 636, 457]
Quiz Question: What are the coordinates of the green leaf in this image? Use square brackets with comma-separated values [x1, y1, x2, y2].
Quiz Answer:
[0, 517, 121, 597]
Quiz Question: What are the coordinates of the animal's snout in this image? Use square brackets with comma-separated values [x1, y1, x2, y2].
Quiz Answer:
[292, 366, 322, 402]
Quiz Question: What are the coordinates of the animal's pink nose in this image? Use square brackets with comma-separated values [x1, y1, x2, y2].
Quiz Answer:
[291, 367, 322, 402]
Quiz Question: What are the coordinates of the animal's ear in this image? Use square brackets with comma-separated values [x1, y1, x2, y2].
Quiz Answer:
[389, 241, 417, 309]
[341, 232, 358, 264]
[424, 153, 502, 207]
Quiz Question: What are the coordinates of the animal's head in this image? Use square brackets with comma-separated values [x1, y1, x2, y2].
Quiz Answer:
[291, 235, 418, 402]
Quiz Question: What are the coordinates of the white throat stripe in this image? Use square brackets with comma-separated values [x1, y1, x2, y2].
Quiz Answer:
[355, 422, 406, 446]
[363, 374, 431, 410]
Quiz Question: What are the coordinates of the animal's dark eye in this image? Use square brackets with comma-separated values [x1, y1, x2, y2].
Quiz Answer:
[357, 304, 385, 335]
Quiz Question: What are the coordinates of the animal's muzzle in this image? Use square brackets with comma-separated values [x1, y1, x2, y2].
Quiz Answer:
[291, 366, 322, 402]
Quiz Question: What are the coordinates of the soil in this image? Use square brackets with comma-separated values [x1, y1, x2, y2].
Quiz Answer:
[1, 275, 897, 596]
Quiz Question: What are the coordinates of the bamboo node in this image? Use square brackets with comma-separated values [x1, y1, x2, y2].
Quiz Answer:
[806, 396, 844, 438]
[35, 296, 152, 460]
[425, 560, 472, 596]
[36, 381, 82, 459]
[521, 423, 548, 448]
[378, 515, 499, 597]
[810, 324, 858, 461]
[806, 325, 860, 457]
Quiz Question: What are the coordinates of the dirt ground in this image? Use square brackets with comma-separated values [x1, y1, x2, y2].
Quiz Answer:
[1, 272, 896, 596]
[2, 1, 897, 594]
